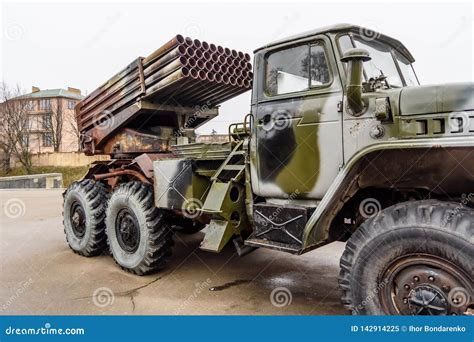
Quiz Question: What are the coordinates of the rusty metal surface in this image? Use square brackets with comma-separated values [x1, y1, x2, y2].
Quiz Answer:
[93, 169, 150, 184]
[81, 100, 218, 155]
[76, 35, 253, 156]
[101, 128, 174, 155]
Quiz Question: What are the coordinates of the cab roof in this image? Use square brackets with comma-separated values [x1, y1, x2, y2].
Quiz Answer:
[254, 23, 415, 62]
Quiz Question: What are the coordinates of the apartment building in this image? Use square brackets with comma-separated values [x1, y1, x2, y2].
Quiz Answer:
[24, 86, 84, 153]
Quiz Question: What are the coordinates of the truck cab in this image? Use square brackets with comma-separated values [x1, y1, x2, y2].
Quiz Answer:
[247, 24, 473, 251]
[250, 24, 418, 200]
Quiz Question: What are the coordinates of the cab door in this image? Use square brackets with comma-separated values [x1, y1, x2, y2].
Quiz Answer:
[250, 35, 343, 200]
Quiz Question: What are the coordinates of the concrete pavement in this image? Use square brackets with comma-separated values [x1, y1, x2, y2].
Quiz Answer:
[0, 189, 347, 315]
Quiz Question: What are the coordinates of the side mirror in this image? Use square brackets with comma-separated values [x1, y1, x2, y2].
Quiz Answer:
[341, 48, 371, 116]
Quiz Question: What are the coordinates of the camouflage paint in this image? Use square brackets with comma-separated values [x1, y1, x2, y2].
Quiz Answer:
[251, 34, 344, 200]
[302, 31, 474, 250]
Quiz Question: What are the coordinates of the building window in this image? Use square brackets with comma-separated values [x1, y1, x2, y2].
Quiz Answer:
[42, 133, 53, 147]
[42, 114, 52, 129]
[25, 100, 35, 111]
[67, 100, 76, 109]
[39, 99, 51, 110]
[21, 133, 29, 146]
[265, 42, 330, 96]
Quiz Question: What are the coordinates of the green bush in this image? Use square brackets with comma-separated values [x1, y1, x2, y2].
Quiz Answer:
[0, 166, 88, 188]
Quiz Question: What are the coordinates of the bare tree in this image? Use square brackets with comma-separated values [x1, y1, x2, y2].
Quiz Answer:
[42, 98, 65, 152]
[0, 82, 33, 173]
[0, 85, 15, 172]
[65, 110, 82, 152]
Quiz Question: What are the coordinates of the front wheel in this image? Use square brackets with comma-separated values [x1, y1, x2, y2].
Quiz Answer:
[106, 182, 172, 275]
[339, 200, 473, 315]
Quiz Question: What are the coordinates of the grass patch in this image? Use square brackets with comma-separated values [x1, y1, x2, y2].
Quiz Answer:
[0, 166, 89, 188]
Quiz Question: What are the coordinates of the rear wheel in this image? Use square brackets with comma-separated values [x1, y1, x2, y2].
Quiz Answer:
[63, 179, 108, 256]
[106, 182, 172, 275]
[339, 200, 473, 315]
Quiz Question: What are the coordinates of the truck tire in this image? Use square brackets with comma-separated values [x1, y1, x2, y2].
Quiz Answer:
[63, 179, 108, 256]
[106, 182, 172, 275]
[339, 200, 473, 315]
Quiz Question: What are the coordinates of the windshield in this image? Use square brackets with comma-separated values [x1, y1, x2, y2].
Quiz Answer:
[394, 50, 419, 86]
[338, 34, 419, 87]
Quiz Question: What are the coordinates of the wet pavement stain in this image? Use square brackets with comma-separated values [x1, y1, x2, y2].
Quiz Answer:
[209, 279, 253, 292]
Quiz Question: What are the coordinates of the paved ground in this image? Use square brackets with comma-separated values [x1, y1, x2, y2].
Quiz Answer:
[0, 189, 347, 315]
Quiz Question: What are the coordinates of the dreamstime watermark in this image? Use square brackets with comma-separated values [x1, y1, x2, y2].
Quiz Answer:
[259, 189, 300, 228]
[359, 198, 382, 219]
[5, 323, 85, 336]
[269, 13, 300, 41]
[4, 22, 25, 41]
[440, 14, 473, 47]
[448, 287, 470, 308]
[3, 198, 26, 219]
[181, 198, 203, 219]
[174, 278, 212, 314]
[349, 119, 373, 138]
[358, 22, 381, 42]
[92, 287, 115, 308]
[443, 192, 473, 225]
[270, 287, 292, 308]
[182, 22, 204, 38]
[0, 278, 34, 312]
[352, 278, 389, 314]
[175, 102, 211, 138]
[84, 12, 121, 47]
[262, 111, 292, 132]
[92, 110, 115, 131]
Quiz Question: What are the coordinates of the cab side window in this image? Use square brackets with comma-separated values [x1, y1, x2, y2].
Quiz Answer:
[309, 45, 330, 86]
[265, 43, 330, 96]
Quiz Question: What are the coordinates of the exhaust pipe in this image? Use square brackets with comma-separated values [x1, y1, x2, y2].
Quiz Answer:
[340, 48, 371, 116]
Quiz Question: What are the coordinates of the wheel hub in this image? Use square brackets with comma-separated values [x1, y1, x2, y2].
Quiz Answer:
[116, 209, 140, 253]
[70, 201, 86, 238]
[407, 285, 448, 315]
[380, 255, 472, 315]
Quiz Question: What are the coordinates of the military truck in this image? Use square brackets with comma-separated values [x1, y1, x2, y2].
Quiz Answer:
[63, 24, 473, 315]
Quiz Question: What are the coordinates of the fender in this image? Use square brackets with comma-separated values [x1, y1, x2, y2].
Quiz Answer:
[301, 136, 474, 251]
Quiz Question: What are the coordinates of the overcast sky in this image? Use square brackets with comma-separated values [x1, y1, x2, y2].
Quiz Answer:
[1, 1, 472, 133]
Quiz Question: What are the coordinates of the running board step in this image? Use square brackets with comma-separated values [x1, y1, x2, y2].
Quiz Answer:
[200, 219, 235, 253]
[252, 202, 315, 248]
